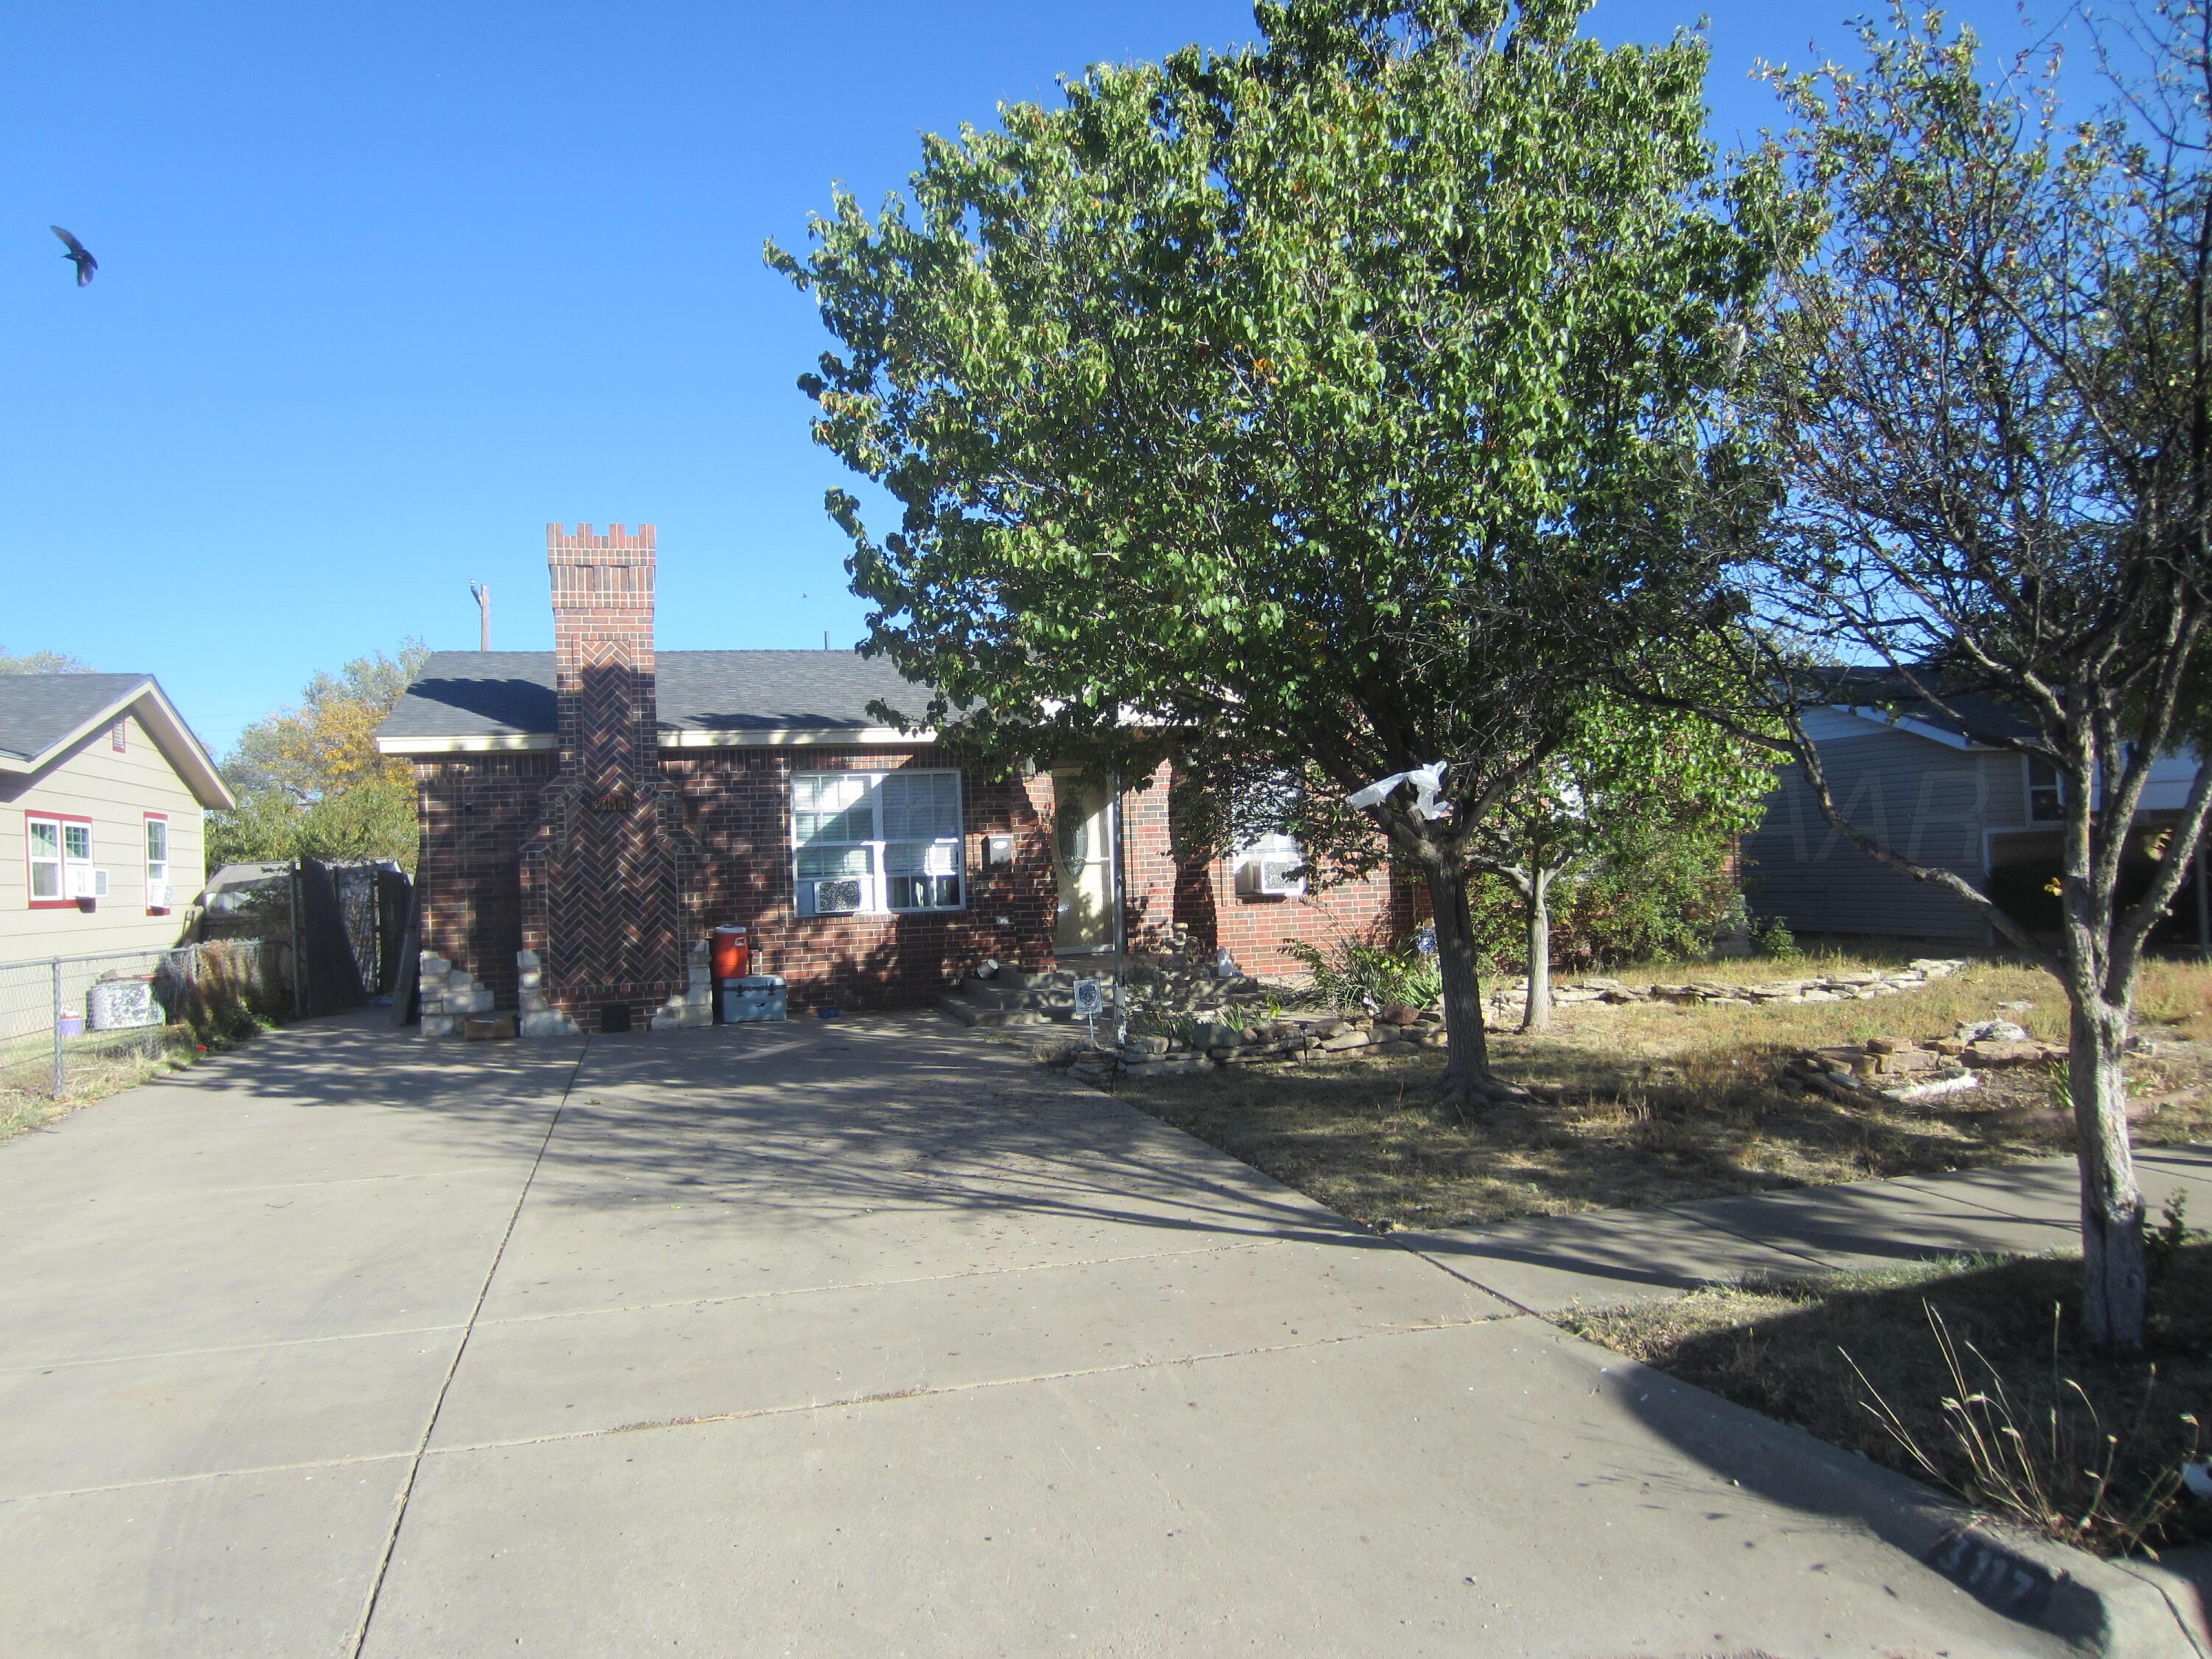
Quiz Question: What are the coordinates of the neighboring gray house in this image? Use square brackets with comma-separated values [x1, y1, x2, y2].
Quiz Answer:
[1742, 685, 2205, 945]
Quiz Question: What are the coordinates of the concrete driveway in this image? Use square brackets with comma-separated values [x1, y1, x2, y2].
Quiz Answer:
[0, 1012, 2087, 1656]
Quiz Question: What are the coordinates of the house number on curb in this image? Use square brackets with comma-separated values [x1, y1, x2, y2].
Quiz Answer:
[1924, 1529, 2059, 1618]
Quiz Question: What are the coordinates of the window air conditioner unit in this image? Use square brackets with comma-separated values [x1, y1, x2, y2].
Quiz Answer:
[66, 867, 109, 901]
[147, 879, 170, 909]
[810, 877, 865, 915]
[1239, 858, 1307, 898]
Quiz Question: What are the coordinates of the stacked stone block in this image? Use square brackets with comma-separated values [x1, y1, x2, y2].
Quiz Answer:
[650, 941, 715, 1031]
[417, 953, 493, 1038]
[517, 947, 581, 1038]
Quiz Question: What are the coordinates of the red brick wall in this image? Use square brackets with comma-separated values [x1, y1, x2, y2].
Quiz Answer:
[411, 751, 559, 1007]
[414, 745, 1057, 1015]
[410, 747, 1411, 1015]
[1117, 759, 1416, 974]
[667, 746, 1057, 1012]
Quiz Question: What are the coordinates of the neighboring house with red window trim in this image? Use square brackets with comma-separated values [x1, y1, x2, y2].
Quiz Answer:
[0, 675, 234, 961]
[375, 524, 1405, 1033]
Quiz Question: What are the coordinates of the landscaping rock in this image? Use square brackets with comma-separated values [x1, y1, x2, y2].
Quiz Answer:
[1958, 1019, 2031, 1044]
[1882, 1071, 1981, 1103]
[1961, 1040, 2048, 1069]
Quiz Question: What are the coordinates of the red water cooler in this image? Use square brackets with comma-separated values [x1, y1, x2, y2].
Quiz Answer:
[712, 926, 749, 1022]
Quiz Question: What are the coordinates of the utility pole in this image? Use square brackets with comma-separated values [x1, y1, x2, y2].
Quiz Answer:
[470, 582, 491, 650]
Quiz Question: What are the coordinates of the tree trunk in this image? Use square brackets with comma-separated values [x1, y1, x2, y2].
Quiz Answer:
[1520, 867, 1552, 1033]
[2070, 996, 2148, 1354]
[1425, 863, 1491, 1099]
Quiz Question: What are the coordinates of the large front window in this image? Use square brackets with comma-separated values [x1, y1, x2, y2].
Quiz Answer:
[792, 769, 964, 916]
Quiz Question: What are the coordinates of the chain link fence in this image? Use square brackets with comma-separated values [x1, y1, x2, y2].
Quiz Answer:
[0, 939, 292, 1105]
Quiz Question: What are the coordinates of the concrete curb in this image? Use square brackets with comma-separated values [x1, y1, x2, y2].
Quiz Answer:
[1403, 1245, 2207, 1657]
[1565, 1332, 2207, 1658]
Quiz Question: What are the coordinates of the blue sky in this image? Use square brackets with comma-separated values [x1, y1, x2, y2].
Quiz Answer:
[4, 0, 2062, 757]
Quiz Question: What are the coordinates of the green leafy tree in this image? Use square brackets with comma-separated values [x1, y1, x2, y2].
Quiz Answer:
[0, 644, 91, 674]
[772, 0, 1782, 1099]
[1708, 4, 2212, 1352]
[208, 643, 428, 872]
[1470, 692, 1773, 1029]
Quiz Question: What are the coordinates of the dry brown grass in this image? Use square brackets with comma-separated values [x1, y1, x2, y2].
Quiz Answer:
[0, 1029, 215, 1146]
[1111, 955, 2212, 1230]
[1560, 1246, 2212, 1557]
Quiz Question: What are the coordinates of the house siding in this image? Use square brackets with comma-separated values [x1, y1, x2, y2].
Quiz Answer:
[0, 712, 206, 962]
[1741, 730, 1992, 941]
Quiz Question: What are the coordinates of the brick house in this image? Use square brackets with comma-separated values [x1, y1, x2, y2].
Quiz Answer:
[375, 524, 1408, 1033]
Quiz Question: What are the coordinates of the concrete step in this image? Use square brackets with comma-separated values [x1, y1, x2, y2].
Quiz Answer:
[998, 967, 1074, 992]
[959, 980, 1046, 1011]
[935, 995, 1053, 1029]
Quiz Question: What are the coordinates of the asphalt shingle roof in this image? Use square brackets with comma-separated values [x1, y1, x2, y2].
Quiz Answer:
[378, 650, 934, 741]
[1815, 666, 2041, 747]
[0, 674, 154, 762]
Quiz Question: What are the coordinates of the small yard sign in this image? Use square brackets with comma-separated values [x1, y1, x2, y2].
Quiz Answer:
[1072, 977, 1105, 1019]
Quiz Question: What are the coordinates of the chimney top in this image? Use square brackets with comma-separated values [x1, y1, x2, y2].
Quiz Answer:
[547, 522, 655, 554]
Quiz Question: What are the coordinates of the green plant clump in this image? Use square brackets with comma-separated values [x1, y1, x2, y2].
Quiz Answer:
[1284, 935, 1442, 1012]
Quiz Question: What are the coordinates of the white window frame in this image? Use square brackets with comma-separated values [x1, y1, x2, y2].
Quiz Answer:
[2025, 757, 2064, 824]
[145, 813, 170, 912]
[27, 813, 94, 907]
[791, 768, 965, 917]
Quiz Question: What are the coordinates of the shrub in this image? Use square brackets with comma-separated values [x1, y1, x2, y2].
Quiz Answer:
[157, 943, 268, 1048]
[1470, 818, 1744, 973]
[1751, 914, 1799, 959]
[1284, 934, 1442, 1011]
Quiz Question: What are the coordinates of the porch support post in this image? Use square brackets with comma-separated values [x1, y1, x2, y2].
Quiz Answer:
[1110, 768, 1127, 1048]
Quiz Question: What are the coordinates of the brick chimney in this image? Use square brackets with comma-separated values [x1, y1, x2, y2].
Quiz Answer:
[550, 523, 658, 793]
[521, 523, 701, 1033]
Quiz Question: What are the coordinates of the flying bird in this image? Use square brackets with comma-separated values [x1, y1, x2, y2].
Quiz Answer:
[50, 226, 97, 286]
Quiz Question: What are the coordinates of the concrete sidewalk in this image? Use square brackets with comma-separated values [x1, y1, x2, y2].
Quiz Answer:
[1398, 1147, 2212, 1315]
[0, 1012, 2177, 1656]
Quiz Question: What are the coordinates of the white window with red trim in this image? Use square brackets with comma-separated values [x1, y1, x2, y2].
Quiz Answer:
[145, 813, 170, 912]
[790, 768, 964, 916]
[26, 813, 94, 908]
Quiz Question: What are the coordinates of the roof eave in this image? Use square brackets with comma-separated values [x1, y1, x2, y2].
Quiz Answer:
[0, 678, 235, 809]
[1829, 704, 1987, 752]
[379, 725, 939, 756]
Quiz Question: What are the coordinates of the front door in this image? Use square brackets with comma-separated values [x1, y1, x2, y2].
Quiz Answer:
[1052, 776, 1117, 954]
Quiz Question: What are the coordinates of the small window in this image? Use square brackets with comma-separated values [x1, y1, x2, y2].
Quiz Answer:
[2027, 759, 2064, 824]
[145, 815, 170, 911]
[111, 720, 127, 753]
[27, 818, 62, 900]
[790, 768, 964, 916]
